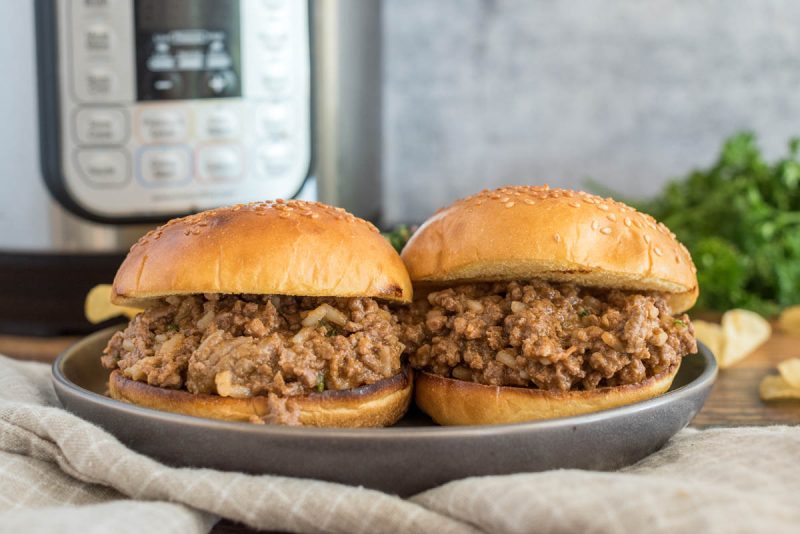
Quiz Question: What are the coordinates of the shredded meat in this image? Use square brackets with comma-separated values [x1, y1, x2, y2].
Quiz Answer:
[102, 294, 405, 423]
[397, 280, 697, 391]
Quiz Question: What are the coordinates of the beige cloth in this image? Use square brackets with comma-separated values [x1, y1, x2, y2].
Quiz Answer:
[1, 355, 799, 534]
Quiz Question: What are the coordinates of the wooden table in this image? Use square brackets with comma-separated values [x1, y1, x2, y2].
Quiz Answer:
[2, 328, 799, 428]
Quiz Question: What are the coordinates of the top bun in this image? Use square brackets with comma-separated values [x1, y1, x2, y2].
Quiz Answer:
[113, 200, 412, 306]
[401, 186, 698, 313]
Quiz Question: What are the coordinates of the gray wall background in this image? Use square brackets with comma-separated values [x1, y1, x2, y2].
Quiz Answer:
[381, 0, 800, 224]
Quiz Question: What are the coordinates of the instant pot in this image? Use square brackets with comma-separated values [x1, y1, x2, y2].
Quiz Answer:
[0, 0, 381, 334]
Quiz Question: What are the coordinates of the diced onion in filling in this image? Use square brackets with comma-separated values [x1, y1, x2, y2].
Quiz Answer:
[215, 370, 252, 398]
[196, 310, 216, 330]
[301, 305, 327, 327]
[510, 301, 526, 314]
[292, 326, 315, 345]
[465, 300, 484, 313]
[301, 303, 348, 327]
[496, 350, 517, 368]
[323, 304, 348, 326]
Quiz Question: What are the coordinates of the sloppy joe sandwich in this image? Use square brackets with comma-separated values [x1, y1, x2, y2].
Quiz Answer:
[102, 200, 413, 427]
[398, 186, 698, 425]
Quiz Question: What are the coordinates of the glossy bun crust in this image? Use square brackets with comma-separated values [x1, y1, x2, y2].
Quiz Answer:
[113, 200, 413, 307]
[401, 186, 698, 313]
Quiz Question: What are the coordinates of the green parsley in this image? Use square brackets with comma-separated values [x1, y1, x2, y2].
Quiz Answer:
[320, 320, 340, 337]
[315, 373, 325, 393]
[382, 225, 415, 253]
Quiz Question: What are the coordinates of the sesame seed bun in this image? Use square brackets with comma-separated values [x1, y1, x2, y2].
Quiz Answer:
[112, 200, 413, 306]
[414, 364, 679, 426]
[401, 186, 697, 313]
[108, 367, 413, 427]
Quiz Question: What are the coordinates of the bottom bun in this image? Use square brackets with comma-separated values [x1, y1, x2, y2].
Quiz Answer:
[415, 363, 680, 426]
[109, 366, 413, 427]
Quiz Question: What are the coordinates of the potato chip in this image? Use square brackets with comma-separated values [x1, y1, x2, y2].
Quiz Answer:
[778, 305, 800, 336]
[759, 374, 800, 401]
[719, 309, 771, 368]
[84, 284, 141, 324]
[691, 320, 724, 360]
[777, 358, 800, 389]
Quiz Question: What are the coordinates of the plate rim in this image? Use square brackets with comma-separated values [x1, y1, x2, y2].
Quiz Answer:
[52, 326, 717, 440]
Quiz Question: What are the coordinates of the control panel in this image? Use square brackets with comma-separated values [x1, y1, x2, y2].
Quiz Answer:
[40, 0, 310, 220]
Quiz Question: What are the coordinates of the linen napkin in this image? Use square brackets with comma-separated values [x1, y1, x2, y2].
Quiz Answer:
[1, 355, 799, 534]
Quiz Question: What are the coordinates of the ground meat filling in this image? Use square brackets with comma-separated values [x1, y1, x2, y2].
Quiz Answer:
[102, 294, 405, 423]
[398, 281, 697, 392]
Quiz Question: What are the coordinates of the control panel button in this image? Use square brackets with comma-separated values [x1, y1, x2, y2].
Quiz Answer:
[85, 24, 113, 52]
[138, 148, 191, 186]
[256, 142, 292, 177]
[256, 26, 289, 51]
[75, 108, 126, 145]
[198, 145, 243, 182]
[76, 150, 128, 186]
[200, 109, 241, 140]
[80, 67, 117, 98]
[255, 104, 290, 141]
[137, 108, 188, 143]
[261, 63, 289, 95]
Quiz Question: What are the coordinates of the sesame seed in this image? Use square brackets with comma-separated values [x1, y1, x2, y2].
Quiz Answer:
[607, 213, 617, 221]
[654, 247, 663, 256]
[500, 197, 510, 203]
[624, 217, 632, 227]
[598, 204, 609, 211]
[601, 227, 612, 235]
[569, 201, 581, 208]
[591, 220, 600, 231]
[644, 235, 651, 244]
[554, 233, 562, 243]
[505, 201, 515, 208]
[524, 199, 535, 205]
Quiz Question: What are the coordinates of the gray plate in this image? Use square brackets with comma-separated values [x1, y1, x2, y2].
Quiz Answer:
[52, 327, 717, 496]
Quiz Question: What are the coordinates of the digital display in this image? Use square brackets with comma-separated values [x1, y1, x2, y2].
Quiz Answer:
[134, 0, 241, 101]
